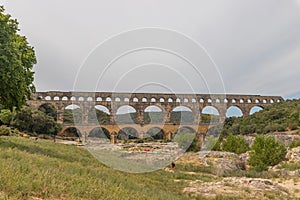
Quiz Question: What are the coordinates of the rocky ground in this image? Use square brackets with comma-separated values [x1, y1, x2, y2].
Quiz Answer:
[53, 134, 300, 199]
[176, 147, 300, 199]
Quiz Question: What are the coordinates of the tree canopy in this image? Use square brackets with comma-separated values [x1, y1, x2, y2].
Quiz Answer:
[0, 6, 36, 110]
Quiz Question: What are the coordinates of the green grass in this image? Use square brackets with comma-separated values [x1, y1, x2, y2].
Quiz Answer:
[277, 163, 300, 171]
[0, 136, 203, 200]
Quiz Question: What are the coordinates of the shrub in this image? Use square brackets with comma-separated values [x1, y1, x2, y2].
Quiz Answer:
[222, 134, 249, 154]
[0, 125, 12, 136]
[0, 109, 13, 125]
[249, 135, 287, 171]
[290, 139, 300, 149]
[11, 107, 60, 135]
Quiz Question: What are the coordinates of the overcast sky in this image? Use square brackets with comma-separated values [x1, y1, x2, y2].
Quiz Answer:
[1, 0, 300, 99]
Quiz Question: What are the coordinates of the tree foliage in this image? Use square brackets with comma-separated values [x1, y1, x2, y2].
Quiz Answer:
[11, 107, 60, 135]
[249, 135, 287, 171]
[0, 6, 36, 110]
[222, 100, 300, 135]
[88, 109, 110, 124]
[63, 109, 82, 124]
[38, 104, 57, 121]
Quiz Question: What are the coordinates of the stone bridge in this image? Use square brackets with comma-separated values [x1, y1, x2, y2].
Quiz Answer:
[27, 91, 284, 143]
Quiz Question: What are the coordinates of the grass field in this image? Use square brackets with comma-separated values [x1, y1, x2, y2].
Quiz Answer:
[0, 136, 217, 200]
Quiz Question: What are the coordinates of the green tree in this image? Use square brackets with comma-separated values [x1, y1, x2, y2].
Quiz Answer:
[63, 109, 82, 124]
[11, 107, 60, 135]
[88, 108, 110, 124]
[222, 134, 249, 154]
[38, 103, 57, 121]
[0, 6, 36, 110]
[249, 135, 287, 171]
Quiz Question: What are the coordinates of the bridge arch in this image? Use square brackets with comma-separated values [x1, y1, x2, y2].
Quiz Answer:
[62, 96, 68, 101]
[117, 127, 138, 140]
[175, 126, 196, 134]
[88, 105, 110, 124]
[88, 127, 110, 139]
[53, 96, 60, 101]
[250, 106, 264, 115]
[115, 105, 137, 124]
[201, 106, 220, 123]
[63, 104, 82, 124]
[146, 127, 164, 140]
[170, 106, 194, 124]
[45, 96, 51, 101]
[226, 106, 243, 118]
[61, 127, 82, 137]
[142, 97, 147, 102]
[168, 98, 174, 102]
[144, 105, 164, 124]
[173, 126, 197, 149]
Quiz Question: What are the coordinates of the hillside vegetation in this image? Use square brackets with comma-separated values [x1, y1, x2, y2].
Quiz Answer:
[222, 99, 300, 135]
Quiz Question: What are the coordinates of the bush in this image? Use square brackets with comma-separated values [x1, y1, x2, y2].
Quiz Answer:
[222, 134, 249, 154]
[11, 106, 60, 135]
[0, 109, 13, 125]
[290, 139, 300, 149]
[0, 125, 12, 136]
[249, 135, 287, 171]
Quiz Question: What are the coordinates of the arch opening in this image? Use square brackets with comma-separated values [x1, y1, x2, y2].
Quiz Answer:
[133, 97, 138, 102]
[116, 105, 137, 124]
[53, 96, 59, 101]
[146, 127, 164, 140]
[201, 106, 219, 123]
[142, 97, 147, 102]
[88, 127, 110, 140]
[62, 96, 68, 101]
[144, 105, 164, 124]
[88, 105, 110, 124]
[250, 106, 264, 115]
[45, 96, 51, 101]
[61, 127, 81, 138]
[170, 106, 194, 124]
[117, 127, 138, 140]
[63, 104, 82, 124]
[226, 106, 243, 118]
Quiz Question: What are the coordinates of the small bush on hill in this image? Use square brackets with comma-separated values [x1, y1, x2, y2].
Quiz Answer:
[222, 134, 249, 154]
[0, 109, 13, 125]
[290, 139, 300, 149]
[0, 125, 12, 136]
[249, 135, 287, 171]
